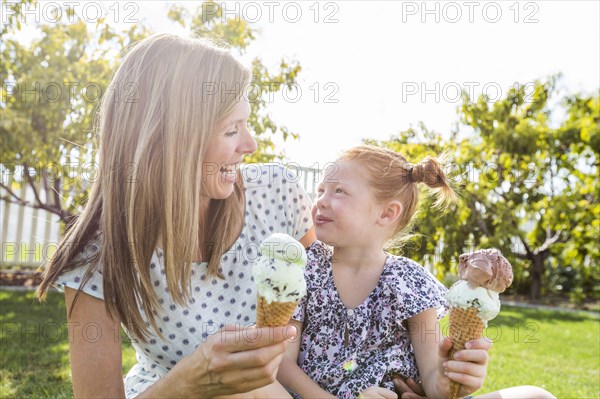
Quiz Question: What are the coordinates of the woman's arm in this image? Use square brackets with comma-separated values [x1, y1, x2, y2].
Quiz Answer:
[138, 323, 294, 398]
[65, 287, 125, 398]
[66, 287, 295, 398]
[277, 320, 336, 399]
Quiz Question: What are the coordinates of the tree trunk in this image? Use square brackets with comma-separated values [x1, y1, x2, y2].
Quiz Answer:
[529, 254, 544, 300]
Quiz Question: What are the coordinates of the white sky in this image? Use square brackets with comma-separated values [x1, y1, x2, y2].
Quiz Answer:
[7, 0, 600, 167]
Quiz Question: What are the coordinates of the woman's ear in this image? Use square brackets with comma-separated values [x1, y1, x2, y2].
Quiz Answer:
[378, 201, 402, 226]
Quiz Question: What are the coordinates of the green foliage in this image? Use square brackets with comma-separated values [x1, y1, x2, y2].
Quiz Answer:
[376, 77, 599, 300]
[1, 0, 302, 226]
[167, 1, 302, 163]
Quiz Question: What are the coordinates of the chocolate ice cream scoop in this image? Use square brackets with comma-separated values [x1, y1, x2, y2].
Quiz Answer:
[458, 249, 513, 293]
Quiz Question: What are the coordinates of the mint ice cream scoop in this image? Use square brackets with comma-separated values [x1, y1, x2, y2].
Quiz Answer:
[445, 280, 501, 322]
[252, 234, 307, 304]
[259, 233, 307, 266]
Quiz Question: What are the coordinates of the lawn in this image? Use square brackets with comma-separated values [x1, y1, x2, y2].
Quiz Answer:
[1, 290, 599, 398]
[0, 290, 136, 398]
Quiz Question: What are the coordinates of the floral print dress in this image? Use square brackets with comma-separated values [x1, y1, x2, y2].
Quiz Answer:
[292, 241, 448, 398]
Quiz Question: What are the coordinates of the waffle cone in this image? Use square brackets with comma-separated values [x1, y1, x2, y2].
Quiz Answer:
[255, 295, 298, 327]
[447, 306, 486, 399]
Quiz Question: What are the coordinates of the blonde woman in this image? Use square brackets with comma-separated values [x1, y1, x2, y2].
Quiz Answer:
[37, 33, 315, 398]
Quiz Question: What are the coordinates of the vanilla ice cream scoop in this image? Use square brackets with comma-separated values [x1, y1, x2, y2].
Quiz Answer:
[252, 234, 307, 304]
[445, 280, 501, 322]
[458, 249, 513, 293]
[447, 248, 513, 324]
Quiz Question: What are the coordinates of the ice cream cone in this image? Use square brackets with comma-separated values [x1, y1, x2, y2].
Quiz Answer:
[447, 306, 486, 399]
[255, 295, 298, 327]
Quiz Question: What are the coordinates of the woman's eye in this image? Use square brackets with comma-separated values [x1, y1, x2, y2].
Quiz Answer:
[225, 126, 238, 136]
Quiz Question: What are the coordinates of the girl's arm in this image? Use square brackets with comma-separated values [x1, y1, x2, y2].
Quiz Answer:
[408, 308, 489, 398]
[277, 320, 336, 399]
[299, 227, 317, 249]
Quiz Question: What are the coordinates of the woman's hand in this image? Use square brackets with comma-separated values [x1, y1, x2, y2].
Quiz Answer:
[358, 386, 398, 399]
[170, 324, 297, 398]
[440, 336, 492, 397]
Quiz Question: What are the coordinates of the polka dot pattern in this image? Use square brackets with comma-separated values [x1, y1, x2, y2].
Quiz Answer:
[55, 164, 313, 398]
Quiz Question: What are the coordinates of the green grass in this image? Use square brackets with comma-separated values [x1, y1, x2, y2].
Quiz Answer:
[1, 291, 599, 398]
[0, 291, 136, 399]
[440, 306, 600, 398]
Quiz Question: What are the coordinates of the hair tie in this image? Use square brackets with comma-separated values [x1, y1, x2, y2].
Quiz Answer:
[407, 166, 415, 183]
[409, 163, 424, 184]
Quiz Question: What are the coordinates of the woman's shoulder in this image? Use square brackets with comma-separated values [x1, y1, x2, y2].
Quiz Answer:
[55, 232, 105, 298]
[69, 232, 102, 268]
[240, 163, 312, 236]
[241, 163, 302, 190]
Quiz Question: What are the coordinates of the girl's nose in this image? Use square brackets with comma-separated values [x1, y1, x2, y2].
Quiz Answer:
[315, 193, 328, 208]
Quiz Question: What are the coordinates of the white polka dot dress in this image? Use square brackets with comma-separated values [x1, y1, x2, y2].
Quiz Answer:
[56, 164, 313, 398]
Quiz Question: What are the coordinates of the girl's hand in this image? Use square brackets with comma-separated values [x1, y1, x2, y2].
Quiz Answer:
[392, 376, 427, 399]
[174, 324, 296, 397]
[439, 336, 492, 397]
[393, 337, 492, 399]
[358, 386, 398, 399]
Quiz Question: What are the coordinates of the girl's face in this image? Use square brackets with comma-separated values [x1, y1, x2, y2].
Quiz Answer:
[202, 98, 257, 200]
[312, 160, 383, 247]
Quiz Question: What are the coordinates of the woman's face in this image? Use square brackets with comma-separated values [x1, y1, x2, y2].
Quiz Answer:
[202, 98, 257, 200]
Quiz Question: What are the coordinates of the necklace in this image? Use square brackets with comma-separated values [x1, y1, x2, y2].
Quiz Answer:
[343, 308, 354, 346]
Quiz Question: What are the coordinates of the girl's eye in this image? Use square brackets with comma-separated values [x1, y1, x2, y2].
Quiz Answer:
[335, 188, 344, 194]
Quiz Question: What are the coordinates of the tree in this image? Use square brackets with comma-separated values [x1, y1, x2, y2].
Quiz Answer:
[1, 0, 302, 231]
[167, 1, 302, 163]
[374, 77, 599, 301]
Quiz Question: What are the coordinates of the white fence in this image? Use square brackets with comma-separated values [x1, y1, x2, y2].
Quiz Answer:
[0, 165, 321, 268]
[1, 173, 63, 268]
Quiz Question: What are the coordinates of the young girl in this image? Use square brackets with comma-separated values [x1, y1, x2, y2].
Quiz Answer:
[278, 146, 555, 399]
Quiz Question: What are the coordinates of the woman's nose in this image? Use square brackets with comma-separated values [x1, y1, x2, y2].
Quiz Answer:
[240, 127, 258, 155]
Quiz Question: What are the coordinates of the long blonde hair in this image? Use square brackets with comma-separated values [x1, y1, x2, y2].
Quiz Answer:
[36, 33, 251, 342]
[339, 145, 458, 243]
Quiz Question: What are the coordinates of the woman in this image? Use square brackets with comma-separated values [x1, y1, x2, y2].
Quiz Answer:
[37, 33, 315, 398]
